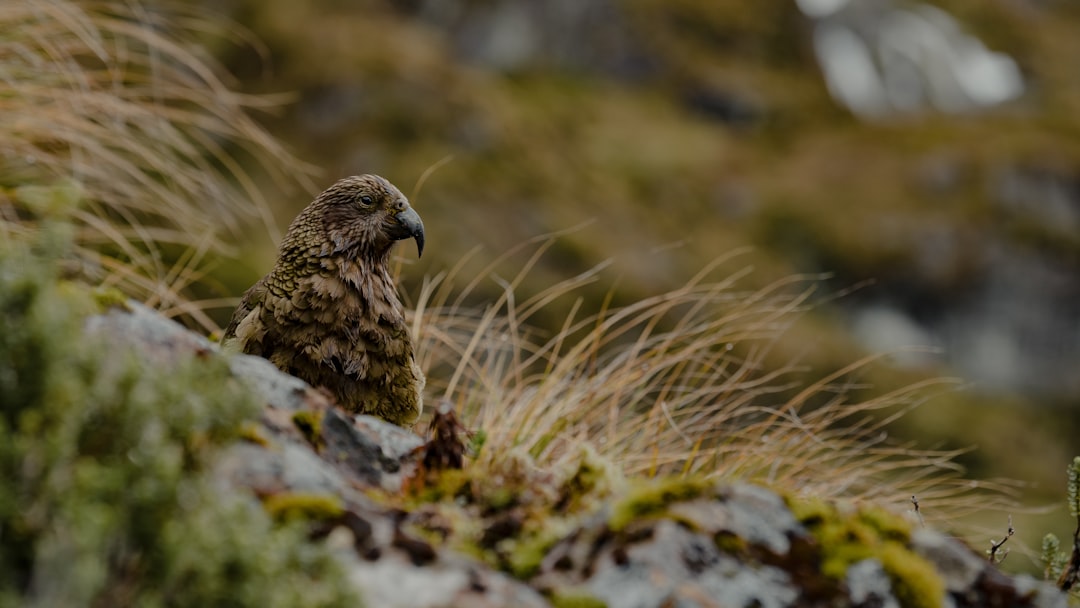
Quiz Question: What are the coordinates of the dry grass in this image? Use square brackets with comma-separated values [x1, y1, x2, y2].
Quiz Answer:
[0, 0, 309, 330]
[409, 236, 1021, 527]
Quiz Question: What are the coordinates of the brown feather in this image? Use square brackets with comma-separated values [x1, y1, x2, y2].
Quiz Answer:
[223, 175, 426, 426]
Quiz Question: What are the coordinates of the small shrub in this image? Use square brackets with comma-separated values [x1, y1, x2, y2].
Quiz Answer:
[0, 231, 359, 607]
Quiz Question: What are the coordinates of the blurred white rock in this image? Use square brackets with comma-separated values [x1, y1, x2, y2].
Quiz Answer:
[799, 0, 1024, 118]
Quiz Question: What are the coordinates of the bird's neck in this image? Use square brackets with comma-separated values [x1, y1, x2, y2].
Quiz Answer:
[339, 251, 399, 298]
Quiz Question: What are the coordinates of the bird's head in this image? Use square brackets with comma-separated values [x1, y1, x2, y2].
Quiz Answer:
[314, 174, 425, 259]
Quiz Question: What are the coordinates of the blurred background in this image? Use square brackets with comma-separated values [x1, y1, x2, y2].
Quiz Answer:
[194, 0, 1078, 567]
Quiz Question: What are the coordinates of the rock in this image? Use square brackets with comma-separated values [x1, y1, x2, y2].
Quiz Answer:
[846, 559, 901, 608]
[909, 528, 986, 593]
[85, 300, 216, 365]
[585, 519, 799, 608]
[341, 551, 550, 608]
[320, 408, 423, 490]
[215, 441, 351, 497]
[718, 482, 804, 555]
[228, 351, 324, 413]
[85, 302, 1070, 608]
[86, 302, 548, 607]
[911, 529, 1068, 608]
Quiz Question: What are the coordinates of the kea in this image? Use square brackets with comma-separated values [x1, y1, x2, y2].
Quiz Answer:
[224, 175, 426, 426]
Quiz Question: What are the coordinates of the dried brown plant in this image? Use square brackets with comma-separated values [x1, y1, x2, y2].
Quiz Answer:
[409, 237, 1020, 526]
[0, 0, 310, 330]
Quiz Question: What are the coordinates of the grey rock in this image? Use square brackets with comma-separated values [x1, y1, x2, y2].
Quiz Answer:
[1013, 574, 1069, 608]
[86, 302, 548, 607]
[910, 527, 1067, 607]
[663, 482, 805, 558]
[909, 527, 985, 592]
[342, 551, 550, 608]
[228, 351, 321, 413]
[846, 559, 900, 608]
[85, 301, 215, 365]
[215, 441, 349, 497]
[84, 302, 1071, 608]
[354, 413, 426, 461]
[586, 520, 798, 608]
[320, 408, 422, 491]
[720, 482, 804, 555]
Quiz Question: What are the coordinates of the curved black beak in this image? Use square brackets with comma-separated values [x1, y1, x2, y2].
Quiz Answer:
[395, 206, 425, 258]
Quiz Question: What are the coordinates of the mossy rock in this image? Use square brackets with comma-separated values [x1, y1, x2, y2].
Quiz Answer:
[608, 476, 715, 532]
[549, 588, 608, 608]
[263, 492, 345, 524]
[292, 409, 324, 447]
[789, 497, 943, 608]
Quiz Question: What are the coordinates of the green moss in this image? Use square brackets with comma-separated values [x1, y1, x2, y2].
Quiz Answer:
[789, 497, 942, 608]
[787, 495, 832, 525]
[549, 588, 608, 608]
[714, 530, 747, 554]
[486, 486, 517, 511]
[14, 179, 84, 217]
[859, 505, 912, 542]
[90, 285, 131, 312]
[0, 230, 359, 607]
[410, 468, 472, 504]
[879, 542, 945, 608]
[263, 493, 345, 524]
[557, 445, 620, 513]
[608, 476, 713, 532]
[507, 530, 562, 579]
[292, 409, 323, 447]
[404, 447, 611, 582]
[238, 422, 271, 447]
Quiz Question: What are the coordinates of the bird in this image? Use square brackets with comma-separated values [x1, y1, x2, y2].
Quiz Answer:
[223, 174, 426, 427]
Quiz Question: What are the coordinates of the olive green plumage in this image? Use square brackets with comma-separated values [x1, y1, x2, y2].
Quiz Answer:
[224, 175, 426, 426]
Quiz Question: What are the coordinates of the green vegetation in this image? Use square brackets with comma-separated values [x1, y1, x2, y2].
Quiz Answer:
[90, 286, 132, 312]
[0, 229, 359, 607]
[238, 421, 272, 447]
[878, 543, 945, 608]
[549, 589, 608, 608]
[292, 409, 325, 448]
[1041, 456, 1080, 593]
[1042, 534, 1067, 582]
[402, 445, 619, 578]
[789, 498, 943, 608]
[608, 477, 714, 532]
[263, 493, 345, 524]
[506, 530, 564, 579]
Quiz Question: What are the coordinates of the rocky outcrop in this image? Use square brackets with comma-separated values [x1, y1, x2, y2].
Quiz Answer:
[88, 303, 1068, 608]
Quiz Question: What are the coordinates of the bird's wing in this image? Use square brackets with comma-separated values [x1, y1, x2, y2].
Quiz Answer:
[222, 276, 268, 351]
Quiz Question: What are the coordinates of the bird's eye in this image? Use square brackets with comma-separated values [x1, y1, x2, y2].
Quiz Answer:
[358, 195, 374, 207]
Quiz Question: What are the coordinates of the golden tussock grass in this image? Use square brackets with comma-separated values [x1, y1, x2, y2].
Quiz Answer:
[0, 0, 310, 330]
[407, 234, 1022, 528]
